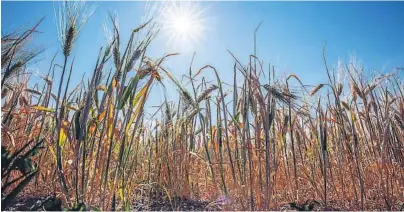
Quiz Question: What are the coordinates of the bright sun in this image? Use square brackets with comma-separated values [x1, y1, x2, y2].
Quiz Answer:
[158, 1, 206, 51]
[173, 17, 191, 34]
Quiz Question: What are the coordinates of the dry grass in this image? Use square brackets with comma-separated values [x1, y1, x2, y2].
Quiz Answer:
[2, 5, 404, 211]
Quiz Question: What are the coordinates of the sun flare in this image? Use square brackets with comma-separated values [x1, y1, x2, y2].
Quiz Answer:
[173, 17, 191, 34]
[158, 2, 206, 51]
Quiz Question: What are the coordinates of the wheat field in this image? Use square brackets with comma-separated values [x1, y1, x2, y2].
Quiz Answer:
[1, 2, 404, 211]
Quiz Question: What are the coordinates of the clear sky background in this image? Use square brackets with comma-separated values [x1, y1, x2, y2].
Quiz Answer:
[2, 1, 404, 114]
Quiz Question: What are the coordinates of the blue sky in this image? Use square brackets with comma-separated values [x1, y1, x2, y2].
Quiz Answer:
[2, 1, 404, 113]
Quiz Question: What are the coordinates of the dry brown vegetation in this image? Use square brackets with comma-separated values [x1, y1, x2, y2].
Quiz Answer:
[2, 3, 404, 211]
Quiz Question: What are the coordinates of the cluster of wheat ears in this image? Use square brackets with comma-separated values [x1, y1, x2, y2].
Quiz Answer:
[1, 2, 403, 211]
